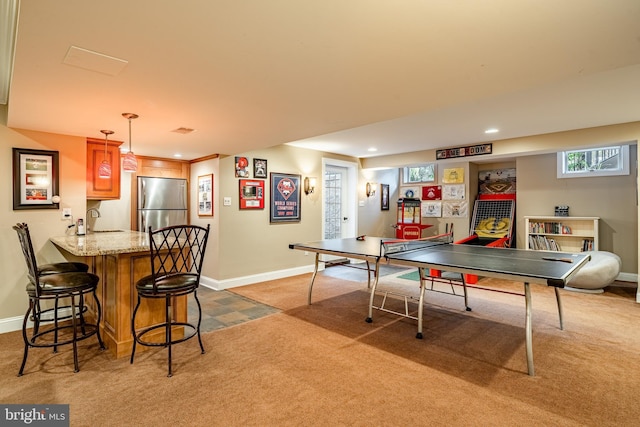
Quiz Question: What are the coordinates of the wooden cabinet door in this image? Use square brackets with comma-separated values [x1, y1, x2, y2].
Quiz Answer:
[87, 137, 123, 200]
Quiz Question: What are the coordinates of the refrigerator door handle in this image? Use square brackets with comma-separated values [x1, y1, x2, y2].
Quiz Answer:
[141, 181, 146, 209]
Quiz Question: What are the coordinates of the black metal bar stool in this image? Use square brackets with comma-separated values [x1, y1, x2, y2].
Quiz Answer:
[13, 223, 106, 376]
[130, 224, 210, 377]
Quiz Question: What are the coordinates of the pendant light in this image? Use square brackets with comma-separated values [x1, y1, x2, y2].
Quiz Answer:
[122, 112, 139, 172]
[98, 129, 114, 179]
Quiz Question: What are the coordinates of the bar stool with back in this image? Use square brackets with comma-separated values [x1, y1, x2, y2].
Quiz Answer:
[130, 224, 210, 377]
[12, 222, 106, 376]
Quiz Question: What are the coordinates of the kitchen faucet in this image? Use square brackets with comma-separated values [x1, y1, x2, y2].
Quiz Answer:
[86, 208, 101, 218]
[86, 208, 101, 232]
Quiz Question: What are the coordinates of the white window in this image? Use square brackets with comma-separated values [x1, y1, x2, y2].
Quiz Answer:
[557, 145, 630, 178]
[402, 164, 436, 184]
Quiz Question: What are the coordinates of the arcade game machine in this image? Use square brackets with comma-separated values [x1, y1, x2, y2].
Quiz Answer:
[426, 196, 515, 285]
[456, 197, 515, 248]
[395, 198, 431, 239]
[453, 171, 517, 283]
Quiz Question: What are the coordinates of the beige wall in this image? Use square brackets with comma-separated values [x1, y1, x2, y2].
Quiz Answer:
[1, 126, 88, 322]
[516, 149, 637, 273]
[357, 167, 398, 238]
[214, 145, 355, 283]
[189, 157, 220, 282]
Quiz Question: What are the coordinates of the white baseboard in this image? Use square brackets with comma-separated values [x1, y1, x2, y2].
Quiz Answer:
[200, 264, 317, 291]
[0, 315, 26, 334]
[616, 272, 638, 285]
[0, 307, 75, 334]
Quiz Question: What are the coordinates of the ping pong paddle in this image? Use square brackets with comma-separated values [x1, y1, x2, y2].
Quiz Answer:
[542, 256, 573, 263]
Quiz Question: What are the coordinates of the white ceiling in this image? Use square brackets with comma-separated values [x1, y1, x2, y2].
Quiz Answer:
[6, 1, 640, 161]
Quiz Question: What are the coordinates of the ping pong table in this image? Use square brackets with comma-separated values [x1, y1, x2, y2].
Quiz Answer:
[289, 237, 591, 376]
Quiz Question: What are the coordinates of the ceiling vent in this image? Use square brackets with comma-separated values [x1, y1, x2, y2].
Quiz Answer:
[172, 127, 196, 134]
[63, 46, 128, 76]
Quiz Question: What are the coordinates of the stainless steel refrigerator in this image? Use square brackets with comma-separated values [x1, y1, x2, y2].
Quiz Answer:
[137, 177, 188, 231]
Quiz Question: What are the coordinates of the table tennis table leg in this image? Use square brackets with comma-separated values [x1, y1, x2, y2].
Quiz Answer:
[365, 261, 381, 323]
[460, 274, 471, 312]
[307, 253, 320, 305]
[416, 268, 428, 339]
[366, 261, 371, 288]
[524, 282, 535, 376]
[555, 287, 564, 330]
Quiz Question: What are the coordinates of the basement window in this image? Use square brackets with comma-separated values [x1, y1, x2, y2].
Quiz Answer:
[402, 164, 436, 184]
[557, 145, 630, 178]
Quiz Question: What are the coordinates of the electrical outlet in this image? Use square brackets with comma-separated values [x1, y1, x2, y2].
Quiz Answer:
[62, 208, 72, 219]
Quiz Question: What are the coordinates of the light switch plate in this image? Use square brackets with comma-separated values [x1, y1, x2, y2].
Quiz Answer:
[223, 197, 231, 206]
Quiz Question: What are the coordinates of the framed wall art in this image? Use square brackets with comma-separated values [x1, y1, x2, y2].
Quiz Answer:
[12, 148, 60, 210]
[270, 172, 301, 223]
[380, 184, 390, 210]
[235, 156, 250, 177]
[421, 201, 442, 217]
[197, 174, 213, 216]
[239, 179, 265, 209]
[253, 158, 267, 178]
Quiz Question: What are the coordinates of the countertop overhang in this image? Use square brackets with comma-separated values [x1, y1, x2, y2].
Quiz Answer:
[50, 230, 150, 257]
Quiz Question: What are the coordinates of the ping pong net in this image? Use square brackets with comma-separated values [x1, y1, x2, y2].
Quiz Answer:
[380, 232, 452, 257]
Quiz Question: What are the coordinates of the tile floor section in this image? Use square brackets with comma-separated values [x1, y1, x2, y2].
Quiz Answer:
[190, 287, 280, 333]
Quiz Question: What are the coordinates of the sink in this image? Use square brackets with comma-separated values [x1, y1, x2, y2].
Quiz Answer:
[91, 229, 125, 233]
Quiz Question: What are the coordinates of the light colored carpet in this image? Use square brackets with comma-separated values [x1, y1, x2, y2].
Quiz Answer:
[1, 273, 638, 426]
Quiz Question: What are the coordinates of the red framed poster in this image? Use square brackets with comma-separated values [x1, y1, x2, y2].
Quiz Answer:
[422, 185, 442, 200]
[239, 179, 264, 209]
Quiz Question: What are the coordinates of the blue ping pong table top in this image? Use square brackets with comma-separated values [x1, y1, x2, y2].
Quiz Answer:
[289, 237, 590, 287]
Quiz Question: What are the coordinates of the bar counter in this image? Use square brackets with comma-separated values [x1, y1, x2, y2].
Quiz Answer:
[50, 230, 150, 257]
[51, 231, 187, 358]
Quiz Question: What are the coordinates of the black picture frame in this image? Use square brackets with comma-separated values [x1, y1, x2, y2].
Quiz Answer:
[12, 147, 60, 210]
[253, 158, 267, 178]
[270, 172, 301, 223]
[381, 184, 390, 210]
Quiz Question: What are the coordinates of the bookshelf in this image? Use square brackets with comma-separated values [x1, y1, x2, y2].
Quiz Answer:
[524, 216, 599, 252]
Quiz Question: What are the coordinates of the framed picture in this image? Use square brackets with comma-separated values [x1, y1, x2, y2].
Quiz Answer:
[380, 184, 390, 210]
[270, 172, 301, 223]
[443, 201, 468, 218]
[443, 167, 464, 183]
[442, 184, 465, 200]
[12, 148, 60, 210]
[239, 179, 265, 209]
[235, 156, 250, 177]
[197, 174, 213, 216]
[253, 158, 267, 178]
[422, 185, 442, 200]
[421, 201, 442, 217]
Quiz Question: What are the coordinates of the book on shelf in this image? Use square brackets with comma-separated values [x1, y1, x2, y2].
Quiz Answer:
[528, 235, 561, 251]
[529, 221, 573, 234]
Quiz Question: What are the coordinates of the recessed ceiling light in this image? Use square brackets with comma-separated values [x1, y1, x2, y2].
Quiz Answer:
[173, 154, 182, 158]
[485, 128, 499, 134]
[367, 147, 378, 152]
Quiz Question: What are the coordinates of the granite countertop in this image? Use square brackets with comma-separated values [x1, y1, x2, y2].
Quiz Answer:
[50, 230, 150, 257]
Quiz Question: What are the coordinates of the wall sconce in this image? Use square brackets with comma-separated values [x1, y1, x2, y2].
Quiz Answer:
[366, 182, 376, 197]
[304, 177, 316, 195]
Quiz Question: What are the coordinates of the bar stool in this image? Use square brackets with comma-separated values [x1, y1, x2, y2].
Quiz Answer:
[130, 224, 210, 377]
[13, 222, 105, 376]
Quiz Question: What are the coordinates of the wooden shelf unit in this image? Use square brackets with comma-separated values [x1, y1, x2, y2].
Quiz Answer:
[524, 216, 599, 253]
